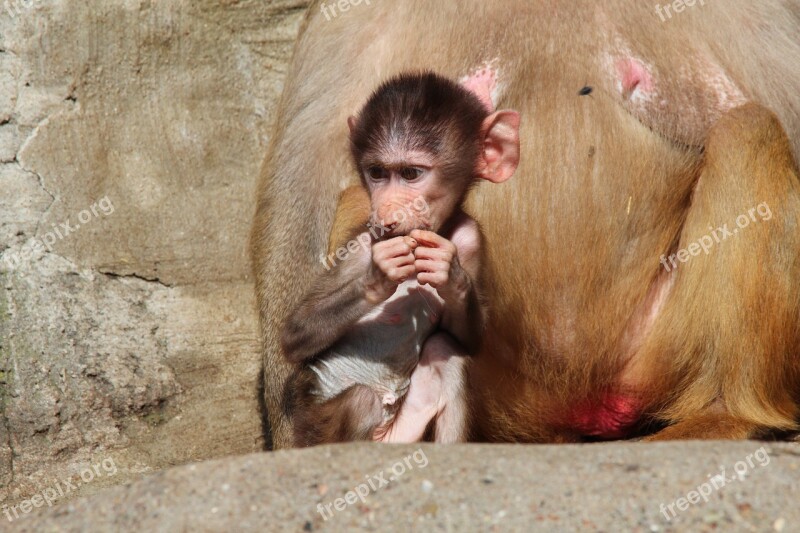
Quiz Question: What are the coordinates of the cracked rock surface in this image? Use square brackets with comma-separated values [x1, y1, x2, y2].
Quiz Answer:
[0, 0, 309, 506]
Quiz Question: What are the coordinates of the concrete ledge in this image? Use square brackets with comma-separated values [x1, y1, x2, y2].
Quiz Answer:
[9, 441, 800, 532]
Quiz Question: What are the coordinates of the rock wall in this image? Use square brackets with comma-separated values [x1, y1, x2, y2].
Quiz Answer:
[0, 0, 309, 505]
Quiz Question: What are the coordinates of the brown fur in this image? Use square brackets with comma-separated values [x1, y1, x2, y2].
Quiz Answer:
[252, 0, 800, 448]
[284, 370, 383, 446]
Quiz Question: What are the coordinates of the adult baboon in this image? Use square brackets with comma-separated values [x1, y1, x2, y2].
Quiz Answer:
[252, 0, 800, 448]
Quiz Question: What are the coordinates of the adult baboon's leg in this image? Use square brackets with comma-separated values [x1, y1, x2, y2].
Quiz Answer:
[643, 104, 800, 440]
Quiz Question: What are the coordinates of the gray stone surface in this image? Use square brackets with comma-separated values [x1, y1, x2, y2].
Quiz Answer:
[5, 442, 800, 532]
[0, 0, 309, 506]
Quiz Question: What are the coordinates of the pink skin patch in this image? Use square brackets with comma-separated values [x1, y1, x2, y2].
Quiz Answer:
[566, 391, 642, 439]
[564, 270, 673, 438]
[607, 39, 747, 143]
[374, 343, 447, 443]
[616, 58, 654, 98]
[380, 314, 404, 325]
[460, 66, 497, 113]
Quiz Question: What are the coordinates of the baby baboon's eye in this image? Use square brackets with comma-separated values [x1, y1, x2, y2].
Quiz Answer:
[399, 167, 423, 181]
[367, 166, 389, 181]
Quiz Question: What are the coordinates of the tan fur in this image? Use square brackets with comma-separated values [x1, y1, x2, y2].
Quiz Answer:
[641, 104, 800, 436]
[252, 0, 800, 447]
[327, 185, 370, 255]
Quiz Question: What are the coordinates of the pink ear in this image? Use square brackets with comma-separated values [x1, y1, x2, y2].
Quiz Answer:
[478, 110, 521, 183]
[347, 116, 358, 134]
